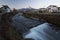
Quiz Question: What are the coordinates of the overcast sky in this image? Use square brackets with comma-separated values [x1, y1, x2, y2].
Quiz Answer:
[0, 0, 60, 9]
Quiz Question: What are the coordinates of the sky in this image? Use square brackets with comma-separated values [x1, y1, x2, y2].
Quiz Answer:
[0, 0, 60, 9]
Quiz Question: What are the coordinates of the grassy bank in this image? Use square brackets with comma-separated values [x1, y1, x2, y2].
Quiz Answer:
[23, 13, 60, 26]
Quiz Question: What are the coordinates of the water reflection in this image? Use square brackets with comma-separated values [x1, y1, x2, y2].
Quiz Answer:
[24, 23, 60, 40]
[12, 13, 60, 40]
[12, 13, 43, 33]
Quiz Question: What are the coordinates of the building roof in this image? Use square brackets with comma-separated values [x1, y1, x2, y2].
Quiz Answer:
[2, 5, 10, 9]
[47, 5, 57, 7]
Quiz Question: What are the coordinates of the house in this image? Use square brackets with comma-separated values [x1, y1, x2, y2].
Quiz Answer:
[58, 7, 60, 12]
[38, 8, 47, 13]
[47, 5, 58, 12]
[0, 5, 11, 13]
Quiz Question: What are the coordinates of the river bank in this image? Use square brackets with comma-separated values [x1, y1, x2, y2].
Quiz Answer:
[23, 13, 60, 26]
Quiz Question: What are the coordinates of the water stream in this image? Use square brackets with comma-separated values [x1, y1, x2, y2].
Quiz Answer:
[12, 13, 60, 40]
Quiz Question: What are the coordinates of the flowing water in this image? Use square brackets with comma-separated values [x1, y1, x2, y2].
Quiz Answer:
[12, 13, 60, 40]
[24, 23, 60, 40]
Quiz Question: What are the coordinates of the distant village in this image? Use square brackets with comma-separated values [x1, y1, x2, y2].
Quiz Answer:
[19, 5, 60, 14]
[38, 5, 60, 13]
[0, 5, 60, 14]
